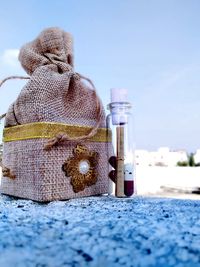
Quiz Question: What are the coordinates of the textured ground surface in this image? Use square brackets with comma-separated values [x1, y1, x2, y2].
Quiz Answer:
[0, 195, 200, 267]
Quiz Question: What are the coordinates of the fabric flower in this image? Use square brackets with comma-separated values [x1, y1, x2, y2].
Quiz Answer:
[62, 145, 98, 193]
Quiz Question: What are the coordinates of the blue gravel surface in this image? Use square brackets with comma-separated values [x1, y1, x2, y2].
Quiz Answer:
[0, 195, 200, 267]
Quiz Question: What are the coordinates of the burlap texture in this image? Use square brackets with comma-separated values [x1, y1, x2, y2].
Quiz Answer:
[1, 27, 110, 201]
[5, 27, 104, 128]
[1, 139, 109, 201]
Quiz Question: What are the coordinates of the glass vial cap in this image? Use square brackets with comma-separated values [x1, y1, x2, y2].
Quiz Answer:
[111, 88, 128, 103]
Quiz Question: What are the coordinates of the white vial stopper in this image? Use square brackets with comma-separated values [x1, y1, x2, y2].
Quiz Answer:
[111, 88, 128, 103]
[110, 88, 129, 125]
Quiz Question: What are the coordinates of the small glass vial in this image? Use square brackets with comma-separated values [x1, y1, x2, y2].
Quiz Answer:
[107, 88, 135, 197]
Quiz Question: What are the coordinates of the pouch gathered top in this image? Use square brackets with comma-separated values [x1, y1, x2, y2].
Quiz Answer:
[0, 27, 112, 201]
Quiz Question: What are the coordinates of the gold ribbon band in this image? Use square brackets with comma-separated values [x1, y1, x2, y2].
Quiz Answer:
[3, 122, 112, 143]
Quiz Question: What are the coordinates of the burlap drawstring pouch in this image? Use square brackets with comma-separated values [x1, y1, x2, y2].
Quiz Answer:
[0, 27, 112, 202]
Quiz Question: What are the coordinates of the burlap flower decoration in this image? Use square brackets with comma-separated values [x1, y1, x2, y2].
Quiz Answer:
[62, 145, 98, 193]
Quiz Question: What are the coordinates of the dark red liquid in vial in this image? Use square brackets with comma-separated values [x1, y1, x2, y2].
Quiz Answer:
[124, 181, 134, 197]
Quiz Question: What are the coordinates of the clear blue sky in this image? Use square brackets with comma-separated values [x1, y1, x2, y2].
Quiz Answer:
[0, 0, 200, 152]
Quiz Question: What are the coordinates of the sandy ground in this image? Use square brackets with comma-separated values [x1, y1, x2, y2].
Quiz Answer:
[135, 166, 200, 196]
[0, 195, 200, 267]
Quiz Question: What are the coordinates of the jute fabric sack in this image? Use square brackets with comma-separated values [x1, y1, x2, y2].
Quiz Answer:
[0, 27, 111, 202]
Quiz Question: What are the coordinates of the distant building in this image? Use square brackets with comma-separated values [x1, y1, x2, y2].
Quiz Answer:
[194, 149, 200, 165]
[135, 147, 188, 167]
[135, 150, 150, 166]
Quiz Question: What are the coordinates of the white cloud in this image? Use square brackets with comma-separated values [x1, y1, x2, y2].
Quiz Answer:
[1, 49, 20, 68]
